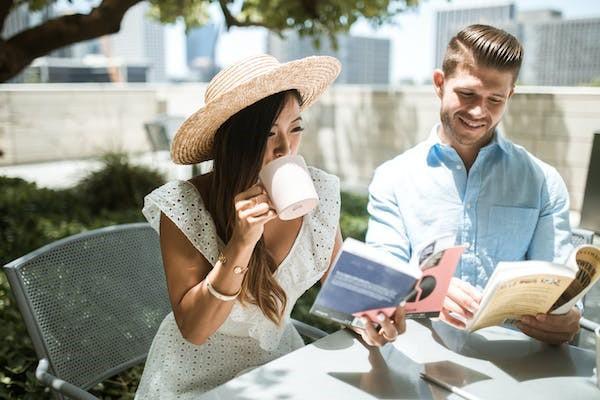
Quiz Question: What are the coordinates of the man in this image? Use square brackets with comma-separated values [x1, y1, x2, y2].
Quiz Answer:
[366, 24, 580, 345]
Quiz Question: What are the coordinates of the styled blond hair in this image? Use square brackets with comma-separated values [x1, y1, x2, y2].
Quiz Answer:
[443, 24, 523, 82]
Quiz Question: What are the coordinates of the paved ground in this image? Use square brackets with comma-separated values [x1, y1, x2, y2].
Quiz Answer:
[0, 152, 192, 188]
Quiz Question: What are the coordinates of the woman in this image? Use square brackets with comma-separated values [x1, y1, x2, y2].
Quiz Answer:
[135, 54, 405, 399]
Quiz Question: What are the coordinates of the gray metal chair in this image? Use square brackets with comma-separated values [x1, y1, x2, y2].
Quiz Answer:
[143, 120, 170, 152]
[143, 114, 185, 153]
[4, 223, 172, 399]
[4, 223, 326, 399]
[571, 227, 595, 248]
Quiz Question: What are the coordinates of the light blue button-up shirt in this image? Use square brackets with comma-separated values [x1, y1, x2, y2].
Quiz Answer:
[366, 124, 573, 289]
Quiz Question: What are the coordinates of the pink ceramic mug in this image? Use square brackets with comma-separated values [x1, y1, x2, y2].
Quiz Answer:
[258, 155, 319, 220]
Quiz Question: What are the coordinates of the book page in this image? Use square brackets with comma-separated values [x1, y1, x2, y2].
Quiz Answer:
[551, 245, 600, 314]
[467, 273, 572, 332]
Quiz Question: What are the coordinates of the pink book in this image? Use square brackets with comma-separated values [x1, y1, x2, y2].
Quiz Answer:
[354, 235, 465, 322]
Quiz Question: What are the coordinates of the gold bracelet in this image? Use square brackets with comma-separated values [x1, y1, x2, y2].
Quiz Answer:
[205, 279, 241, 302]
[218, 250, 248, 275]
[233, 265, 248, 274]
[217, 251, 227, 266]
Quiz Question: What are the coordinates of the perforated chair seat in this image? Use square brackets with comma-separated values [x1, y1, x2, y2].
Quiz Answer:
[4, 223, 172, 398]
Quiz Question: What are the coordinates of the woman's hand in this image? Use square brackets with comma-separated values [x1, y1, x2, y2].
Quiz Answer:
[231, 184, 277, 247]
[353, 303, 407, 347]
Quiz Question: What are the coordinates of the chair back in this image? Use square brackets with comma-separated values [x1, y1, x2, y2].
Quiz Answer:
[3, 223, 171, 393]
[144, 121, 170, 151]
[144, 115, 185, 152]
[572, 228, 594, 247]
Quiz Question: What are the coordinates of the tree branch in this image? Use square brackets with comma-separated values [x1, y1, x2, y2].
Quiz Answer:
[218, 0, 236, 28]
[0, 0, 15, 34]
[299, 0, 319, 19]
[217, 0, 272, 30]
[0, 0, 143, 82]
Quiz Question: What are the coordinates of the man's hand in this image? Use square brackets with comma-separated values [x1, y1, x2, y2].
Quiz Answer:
[516, 307, 581, 345]
[440, 277, 482, 329]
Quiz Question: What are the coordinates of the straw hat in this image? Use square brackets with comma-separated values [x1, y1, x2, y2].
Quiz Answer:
[171, 54, 341, 164]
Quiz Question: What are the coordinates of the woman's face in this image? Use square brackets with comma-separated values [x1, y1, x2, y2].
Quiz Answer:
[261, 95, 303, 168]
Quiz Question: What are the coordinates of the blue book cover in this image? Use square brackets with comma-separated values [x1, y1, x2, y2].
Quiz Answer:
[310, 238, 421, 328]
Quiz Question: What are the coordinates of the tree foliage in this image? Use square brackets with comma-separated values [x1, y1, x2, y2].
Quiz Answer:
[0, 0, 420, 82]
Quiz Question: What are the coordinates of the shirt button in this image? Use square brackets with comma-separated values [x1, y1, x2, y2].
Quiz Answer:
[466, 204, 471, 209]
[456, 165, 462, 170]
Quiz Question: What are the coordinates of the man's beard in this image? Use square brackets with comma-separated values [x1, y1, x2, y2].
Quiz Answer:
[440, 110, 497, 148]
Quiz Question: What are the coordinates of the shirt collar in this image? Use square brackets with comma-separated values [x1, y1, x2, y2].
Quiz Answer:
[493, 128, 511, 153]
[426, 123, 510, 155]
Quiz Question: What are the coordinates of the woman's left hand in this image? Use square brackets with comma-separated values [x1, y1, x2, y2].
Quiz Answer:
[353, 303, 406, 347]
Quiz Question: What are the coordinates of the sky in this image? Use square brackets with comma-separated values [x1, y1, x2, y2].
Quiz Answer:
[165, 0, 600, 83]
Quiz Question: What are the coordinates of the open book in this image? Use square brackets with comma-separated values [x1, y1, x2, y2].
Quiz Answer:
[310, 235, 466, 329]
[466, 244, 600, 332]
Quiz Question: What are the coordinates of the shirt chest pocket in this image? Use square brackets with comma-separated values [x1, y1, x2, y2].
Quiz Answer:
[489, 206, 539, 261]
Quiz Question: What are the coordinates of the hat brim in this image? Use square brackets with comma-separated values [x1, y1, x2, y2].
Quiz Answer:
[171, 56, 341, 165]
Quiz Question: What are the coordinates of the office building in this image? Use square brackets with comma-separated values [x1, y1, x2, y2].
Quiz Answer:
[108, 2, 166, 82]
[186, 23, 221, 82]
[23, 56, 148, 83]
[2, 3, 29, 39]
[434, 2, 516, 69]
[2, 3, 31, 82]
[267, 31, 391, 84]
[2, 2, 108, 82]
[434, 3, 600, 86]
[519, 17, 600, 86]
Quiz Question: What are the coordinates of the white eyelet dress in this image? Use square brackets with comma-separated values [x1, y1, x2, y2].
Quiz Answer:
[134, 167, 340, 399]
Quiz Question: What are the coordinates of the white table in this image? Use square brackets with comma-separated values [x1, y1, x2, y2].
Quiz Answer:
[199, 319, 599, 399]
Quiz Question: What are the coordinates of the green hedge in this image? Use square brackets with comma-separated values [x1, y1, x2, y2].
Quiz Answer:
[0, 157, 369, 399]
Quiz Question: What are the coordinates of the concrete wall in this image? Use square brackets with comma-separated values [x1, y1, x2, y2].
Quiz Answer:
[1, 84, 599, 212]
[502, 88, 600, 212]
[300, 85, 600, 212]
[0, 84, 158, 165]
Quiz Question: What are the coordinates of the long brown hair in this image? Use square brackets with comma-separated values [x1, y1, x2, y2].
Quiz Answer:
[443, 24, 523, 83]
[208, 89, 303, 325]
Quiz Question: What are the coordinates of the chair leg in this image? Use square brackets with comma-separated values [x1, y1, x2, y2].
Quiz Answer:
[36, 359, 100, 400]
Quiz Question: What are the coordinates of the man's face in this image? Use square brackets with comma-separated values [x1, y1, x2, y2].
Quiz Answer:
[434, 64, 514, 149]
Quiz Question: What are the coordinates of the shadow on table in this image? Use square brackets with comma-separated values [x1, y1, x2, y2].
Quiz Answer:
[311, 327, 357, 351]
[218, 367, 294, 400]
[328, 333, 490, 399]
[321, 320, 595, 399]
[422, 318, 593, 381]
